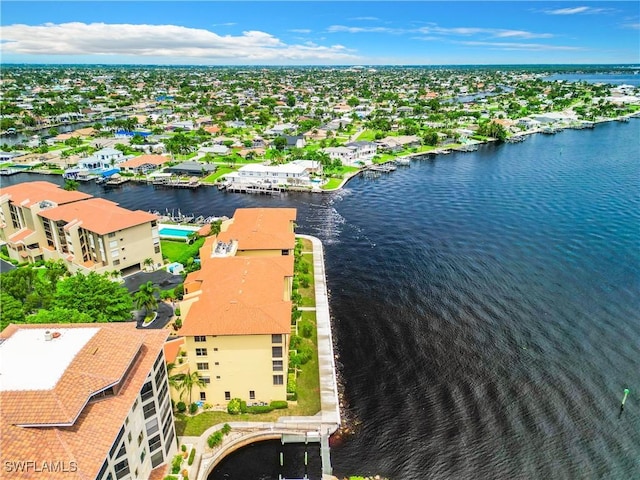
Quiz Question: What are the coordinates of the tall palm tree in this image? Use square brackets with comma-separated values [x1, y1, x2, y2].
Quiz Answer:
[134, 281, 159, 317]
[178, 370, 207, 405]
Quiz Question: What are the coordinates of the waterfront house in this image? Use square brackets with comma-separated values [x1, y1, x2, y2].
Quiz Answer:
[177, 208, 296, 406]
[225, 160, 317, 187]
[63, 147, 127, 179]
[375, 135, 421, 152]
[119, 154, 171, 174]
[0, 181, 162, 274]
[0, 323, 176, 480]
[164, 161, 217, 177]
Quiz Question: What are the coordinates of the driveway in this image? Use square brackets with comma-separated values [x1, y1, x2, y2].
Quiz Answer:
[133, 301, 174, 330]
[122, 270, 183, 294]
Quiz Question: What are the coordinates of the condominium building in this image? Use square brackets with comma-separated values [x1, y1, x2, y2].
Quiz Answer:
[0, 181, 162, 274]
[177, 208, 296, 406]
[0, 323, 176, 479]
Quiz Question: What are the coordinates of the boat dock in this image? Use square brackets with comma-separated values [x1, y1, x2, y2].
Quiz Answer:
[152, 177, 201, 189]
[221, 183, 284, 195]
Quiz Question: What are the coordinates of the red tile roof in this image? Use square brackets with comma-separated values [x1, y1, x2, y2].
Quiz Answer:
[38, 198, 157, 235]
[180, 255, 293, 336]
[216, 208, 296, 252]
[119, 154, 170, 169]
[163, 337, 184, 364]
[0, 181, 91, 208]
[0, 323, 169, 479]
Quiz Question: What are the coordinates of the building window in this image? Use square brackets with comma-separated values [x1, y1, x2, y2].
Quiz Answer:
[216, 376, 221, 380]
[194, 335, 206, 342]
[272, 360, 283, 371]
[151, 451, 164, 468]
[108, 232, 116, 238]
[214, 362, 219, 366]
[140, 449, 146, 463]
[141, 381, 153, 402]
[273, 375, 284, 385]
[196, 362, 209, 370]
[114, 459, 129, 480]
[224, 391, 231, 401]
[213, 347, 218, 351]
[200, 392, 206, 401]
[272, 346, 282, 358]
[138, 431, 144, 446]
[148, 434, 161, 453]
[195, 348, 207, 356]
[249, 390, 255, 400]
[272, 334, 282, 343]
[282, 249, 289, 255]
[154, 245, 161, 254]
[201, 377, 210, 384]
[143, 402, 156, 419]
[127, 431, 132, 444]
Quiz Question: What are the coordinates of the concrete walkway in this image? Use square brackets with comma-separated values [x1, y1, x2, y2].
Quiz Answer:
[185, 234, 340, 480]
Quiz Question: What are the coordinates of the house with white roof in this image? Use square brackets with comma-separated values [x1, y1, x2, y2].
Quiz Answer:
[224, 160, 319, 187]
[63, 148, 128, 179]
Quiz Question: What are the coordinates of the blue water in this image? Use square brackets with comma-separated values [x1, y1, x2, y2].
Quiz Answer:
[3, 119, 639, 479]
[545, 73, 640, 86]
[158, 227, 195, 237]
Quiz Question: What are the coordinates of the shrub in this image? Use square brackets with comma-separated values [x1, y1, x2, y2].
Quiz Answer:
[174, 284, 184, 299]
[300, 276, 310, 289]
[290, 335, 302, 350]
[301, 322, 313, 338]
[287, 373, 297, 395]
[188, 447, 196, 465]
[181, 444, 187, 452]
[227, 398, 242, 415]
[292, 278, 299, 290]
[240, 400, 247, 414]
[176, 401, 187, 413]
[221, 423, 231, 435]
[247, 405, 274, 414]
[270, 400, 288, 410]
[207, 431, 224, 448]
[203, 403, 213, 410]
[182, 469, 189, 479]
[189, 402, 198, 414]
[171, 454, 182, 474]
[174, 307, 181, 317]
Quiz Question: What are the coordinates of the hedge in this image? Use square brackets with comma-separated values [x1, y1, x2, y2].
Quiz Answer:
[270, 400, 288, 410]
[187, 447, 196, 466]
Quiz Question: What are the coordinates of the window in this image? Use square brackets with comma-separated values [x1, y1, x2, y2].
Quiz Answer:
[201, 377, 210, 384]
[272, 334, 282, 343]
[272, 360, 283, 371]
[140, 449, 146, 463]
[141, 382, 153, 402]
[200, 392, 206, 401]
[214, 362, 219, 366]
[195, 348, 207, 356]
[213, 347, 218, 351]
[216, 375, 221, 380]
[114, 459, 129, 480]
[113, 260, 120, 266]
[151, 451, 164, 468]
[224, 391, 231, 401]
[194, 335, 206, 342]
[146, 417, 159, 436]
[127, 432, 132, 444]
[272, 346, 283, 358]
[196, 362, 209, 370]
[154, 245, 161, 254]
[148, 434, 161, 452]
[143, 401, 156, 419]
[249, 390, 255, 400]
[282, 249, 289, 255]
[138, 431, 144, 446]
[273, 375, 284, 385]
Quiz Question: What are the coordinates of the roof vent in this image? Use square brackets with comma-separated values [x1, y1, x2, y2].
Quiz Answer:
[44, 330, 53, 341]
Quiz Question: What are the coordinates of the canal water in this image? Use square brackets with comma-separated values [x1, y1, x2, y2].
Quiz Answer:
[2, 119, 639, 479]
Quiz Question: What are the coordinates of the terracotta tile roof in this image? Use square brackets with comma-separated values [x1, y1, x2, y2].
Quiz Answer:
[163, 337, 184, 364]
[216, 208, 296, 252]
[38, 198, 157, 235]
[180, 255, 293, 336]
[0, 181, 91, 208]
[119, 154, 170, 169]
[7, 228, 36, 244]
[0, 323, 168, 479]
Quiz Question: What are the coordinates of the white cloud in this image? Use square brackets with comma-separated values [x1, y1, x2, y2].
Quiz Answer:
[289, 29, 312, 34]
[212, 22, 236, 27]
[622, 23, 640, 30]
[0, 22, 358, 62]
[329, 23, 553, 39]
[456, 41, 582, 51]
[327, 25, 405, 34]
[544, 6, 608, 15]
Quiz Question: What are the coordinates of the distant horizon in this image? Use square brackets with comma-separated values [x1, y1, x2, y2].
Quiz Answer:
[1, 1, 638, 65]
[2, 63, 639, 68]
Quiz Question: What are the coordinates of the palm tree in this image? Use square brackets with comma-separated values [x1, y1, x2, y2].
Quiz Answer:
[166, 362, 185, 392]
[143, 257, 154, 271]
[178, 370, 207, 405]
[63, 179, 79, 191]
[134, 281, 159, 317]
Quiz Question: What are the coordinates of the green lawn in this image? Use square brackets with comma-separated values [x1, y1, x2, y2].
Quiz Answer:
[160, 238, 205, 265]
[202, 167, 235, 183]
[321, 178, 343, 190]
[296, 311, 321, 415]
[356, 130, 378, 141]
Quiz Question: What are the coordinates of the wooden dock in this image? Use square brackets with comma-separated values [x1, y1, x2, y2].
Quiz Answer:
[152, 178, 201, 189]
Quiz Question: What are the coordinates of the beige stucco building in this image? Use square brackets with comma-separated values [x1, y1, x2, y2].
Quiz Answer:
[0, 181, 162, 274]
[177, 208, 296, 407]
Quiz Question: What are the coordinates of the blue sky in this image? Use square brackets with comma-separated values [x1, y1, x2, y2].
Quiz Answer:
[1, 1, 638, 65]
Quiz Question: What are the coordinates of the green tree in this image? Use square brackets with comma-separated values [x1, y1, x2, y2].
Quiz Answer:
[273, 136, 287, 151]
[129, 134, 145, 145]
[27, 308, 93, 324]
[53, 272, 133, 322]
[0, 292, 25, 331]
[134, 281, 159, 317]
[347, 96, 360, 107]
[63, 179, 79, 191]
[176, 370, 207, 404]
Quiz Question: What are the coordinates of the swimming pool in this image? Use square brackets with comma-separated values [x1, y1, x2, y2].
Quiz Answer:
[158, 227, 199, 238]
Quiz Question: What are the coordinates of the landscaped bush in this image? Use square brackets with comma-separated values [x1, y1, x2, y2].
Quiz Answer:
[287, 372, 297, 400]
[221, 423, 231, 435]
[240, 400, 247, 414]
[300, 276, 310, 288]
[290, 335, 302, 350]
[269, 400, 288, 410]
[188, 447, 196, 465]
[207, 431, 224, 448]
[301, 322, 313, 338]
[171, 454, 183, 474]
[247, 405, 274, 414]
[176, 401, 187, 413]
[189, 402, 198, 414]
[227, 398, 242, 415]
[203, 403, 213, 410]
[181, 444, 187, 452]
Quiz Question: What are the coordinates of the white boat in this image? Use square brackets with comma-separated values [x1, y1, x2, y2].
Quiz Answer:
[395, 158, 411, 166]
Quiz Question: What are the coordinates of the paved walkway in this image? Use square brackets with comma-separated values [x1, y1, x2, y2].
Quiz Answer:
[185, 234, 340, 480]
